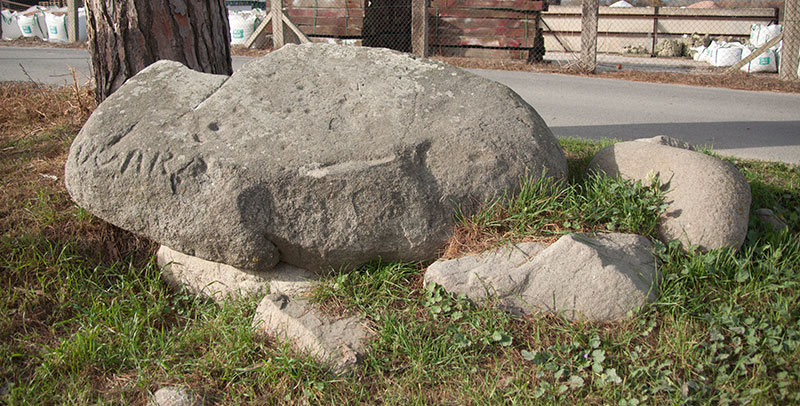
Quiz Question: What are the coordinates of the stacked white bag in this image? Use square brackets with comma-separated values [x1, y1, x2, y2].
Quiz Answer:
[17, 6, 48, 40]
[1, 9, 22, 40]
[228, 10, 260, 45]
[750, 24, 782, 48]
[740, 46, 778, 73]
[739, 24, 782, 73]
[43, 7, 88, 43]
[44, 7, 69, 42]
[704, 41, 745, 67]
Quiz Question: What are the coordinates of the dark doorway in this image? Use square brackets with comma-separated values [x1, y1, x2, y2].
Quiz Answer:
[363, 0, 411, 53]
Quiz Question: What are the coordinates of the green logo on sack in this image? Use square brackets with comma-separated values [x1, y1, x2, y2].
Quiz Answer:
[759, 57, 770, 65]
[50, 26, 58, 35]
[22, 26, 31, 34]
[232, 29, 243, 39]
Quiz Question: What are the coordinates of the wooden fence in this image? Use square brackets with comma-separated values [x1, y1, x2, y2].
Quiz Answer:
[542, 6, 779, 53]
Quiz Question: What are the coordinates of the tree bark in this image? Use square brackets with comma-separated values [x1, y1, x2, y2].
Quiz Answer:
[86, 0, 232, 103]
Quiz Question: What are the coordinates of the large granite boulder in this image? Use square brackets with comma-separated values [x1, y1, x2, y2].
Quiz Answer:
[65, 44, 567, 273]
[425, 233, 660, 322]
[588, 140, 751, 251]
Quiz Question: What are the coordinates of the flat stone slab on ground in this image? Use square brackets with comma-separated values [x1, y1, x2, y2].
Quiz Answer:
[252, 293, 369, 374]
[425, 233, 660, 322]
[157, 246, 317, 300]
[425, 242, 547, 301]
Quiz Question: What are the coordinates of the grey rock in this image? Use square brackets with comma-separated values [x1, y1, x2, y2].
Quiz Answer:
[424, 242, 547, 301]
[157, 245, 317, 301]
[268, 265, 319, 297]
[655, 39, 685, 57]
[636, 135, 695, 151]
[252, 293, 369, 374]
[65, 43, 567, 273]
[589, 141, 751, 251]
[150, 386, 197, 406]
[516, 233, 659, 321]
[755, 208, 788, 232]
[425, 234, 660, 322]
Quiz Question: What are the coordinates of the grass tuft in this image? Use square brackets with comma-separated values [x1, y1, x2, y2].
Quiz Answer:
[445, 170, 667, 257]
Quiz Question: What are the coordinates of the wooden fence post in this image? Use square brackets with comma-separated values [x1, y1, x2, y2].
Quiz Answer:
[67, 0, 78, 43]
[412, 0, 429, 57]
[580, 0, 599, 73]
[271, 0, 284, 49]
[780, 0, 800, 80]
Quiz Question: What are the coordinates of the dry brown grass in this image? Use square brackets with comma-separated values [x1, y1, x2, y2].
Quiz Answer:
[441, 223, 562, 260]
[0, 79, 153, 266]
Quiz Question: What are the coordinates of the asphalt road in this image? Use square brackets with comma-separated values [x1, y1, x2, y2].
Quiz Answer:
[2, 46, 799, 164]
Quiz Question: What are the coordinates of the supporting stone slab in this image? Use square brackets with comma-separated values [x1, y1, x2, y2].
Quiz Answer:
[157, 246, 317, 301]
[252, 294, 369, 374]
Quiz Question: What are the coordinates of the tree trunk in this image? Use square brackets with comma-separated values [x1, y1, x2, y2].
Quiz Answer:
[86, 0, 232, 103]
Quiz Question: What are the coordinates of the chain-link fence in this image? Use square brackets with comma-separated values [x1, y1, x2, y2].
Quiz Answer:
[226, 0, 414, 52]
[541, 0, 796, 75]
[226, 0, 797, 79]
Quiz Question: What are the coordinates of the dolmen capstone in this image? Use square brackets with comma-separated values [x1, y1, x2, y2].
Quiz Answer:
[65, 43, 568, 277]
[589, 137, 751, 251]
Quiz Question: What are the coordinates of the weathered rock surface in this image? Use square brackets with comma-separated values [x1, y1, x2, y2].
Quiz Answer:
[425, 242, 547, 301]
[637, 135, 695, 151]
[589, 141, 751, 251]
[253, 294, 369, 374]
[65, 43, 567, 274]
[157, 246, 317, 300]
[150, 386, 197, 406]
[425, 233, 660, 322]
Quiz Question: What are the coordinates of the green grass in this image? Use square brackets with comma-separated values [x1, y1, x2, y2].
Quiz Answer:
[461, 171, 668, 241]
[1, 132, 799, 404]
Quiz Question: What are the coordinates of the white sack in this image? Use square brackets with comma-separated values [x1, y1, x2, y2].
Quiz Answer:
[749, 24, 782, 48]
[229, 10, 259, 45]
[706, 42, 744, 67]
[740, 47, 778, 73]
[690, 45, 707, 61]
[17, 6, 47, 39]
[45, 8, 68, 43]
[1, 9, 22, 40]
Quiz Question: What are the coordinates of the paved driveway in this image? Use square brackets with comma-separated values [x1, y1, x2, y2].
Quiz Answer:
[2, 46, 798, 164]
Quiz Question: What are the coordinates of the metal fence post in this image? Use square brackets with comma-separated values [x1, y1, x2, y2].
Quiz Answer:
[781, 0, 800, 80]
[271, 0, 284, 49]
[412, 0, 429, 57]
[580, 0, 599, 73]
[650, 6, 659, 56]
[67, 0, 78, 43]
